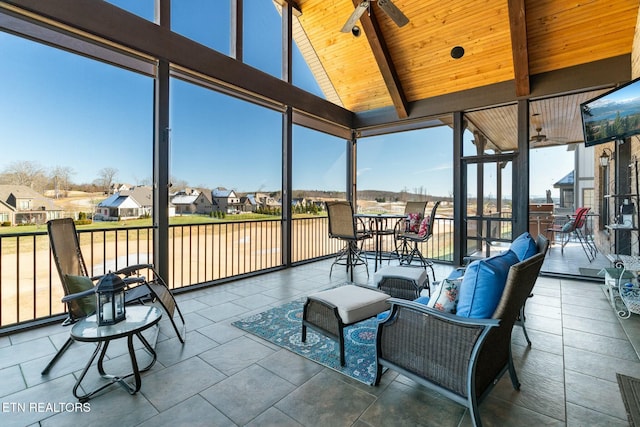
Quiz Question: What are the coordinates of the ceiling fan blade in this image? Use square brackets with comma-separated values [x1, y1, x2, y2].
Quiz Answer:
[340, 1, 370, 33]
[377, 0, 409, 27]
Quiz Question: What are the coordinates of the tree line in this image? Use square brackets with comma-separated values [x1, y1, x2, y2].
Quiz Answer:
[0, 160, 120, 196]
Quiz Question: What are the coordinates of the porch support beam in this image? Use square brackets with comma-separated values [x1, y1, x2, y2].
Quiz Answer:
[453, 111, 464, 266]
[281, 3, 293, 267]
[513, 99, 529, 236]
[347, 132, 357, 207]
[153, 59, 170, 282]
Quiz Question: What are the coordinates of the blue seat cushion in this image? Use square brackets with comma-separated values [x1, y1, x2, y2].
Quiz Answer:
[456, 250, 519, 318]
[446, 268, 465, 281]
[510, 232, 537, 261]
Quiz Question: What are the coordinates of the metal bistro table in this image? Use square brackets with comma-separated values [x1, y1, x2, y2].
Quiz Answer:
[355, 213, 405, 272]
[70, 305, 162, 402]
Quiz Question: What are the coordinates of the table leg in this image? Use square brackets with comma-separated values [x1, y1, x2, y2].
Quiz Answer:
[73, 330, 158, 401]
[73, 341, 104, 402]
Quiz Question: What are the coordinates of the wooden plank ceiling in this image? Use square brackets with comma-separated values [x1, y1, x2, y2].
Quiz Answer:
[293, 0, 639, 148]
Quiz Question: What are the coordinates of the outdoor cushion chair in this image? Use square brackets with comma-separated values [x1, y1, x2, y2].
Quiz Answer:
[41, 218, 186, 375]
[396, 200, 441, 281]
[546, 206, 595, 261]
[394, 201, 428, 245]
[375, 249, 546, 427]
[326, 201, 372, 282]
[443, 232, 549, 346]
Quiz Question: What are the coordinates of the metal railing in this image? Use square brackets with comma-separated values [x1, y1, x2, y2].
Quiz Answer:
[0, 216, 454, 330]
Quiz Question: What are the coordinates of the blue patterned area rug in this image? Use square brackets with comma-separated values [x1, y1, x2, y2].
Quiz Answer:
[232, 299, 379, 385]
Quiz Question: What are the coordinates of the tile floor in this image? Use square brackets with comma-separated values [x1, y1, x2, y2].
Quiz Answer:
[1, 258, 639, 426]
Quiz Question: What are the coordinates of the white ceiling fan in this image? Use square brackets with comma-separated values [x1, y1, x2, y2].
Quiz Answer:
[340, 0, 409, 33]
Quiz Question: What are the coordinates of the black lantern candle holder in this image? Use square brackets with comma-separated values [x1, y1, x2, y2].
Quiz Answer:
[95, 272, 126, 326]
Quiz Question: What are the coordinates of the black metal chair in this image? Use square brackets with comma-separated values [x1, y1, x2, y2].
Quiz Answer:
[41, 218, 186, 375]
[546, 206, 596, 261]
[326, 201, 372, 282]
[394, 201, 428, 248]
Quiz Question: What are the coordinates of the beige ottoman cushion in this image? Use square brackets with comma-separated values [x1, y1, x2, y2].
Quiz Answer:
[373, 265, 428, 288]
[308, 285, 390, 324]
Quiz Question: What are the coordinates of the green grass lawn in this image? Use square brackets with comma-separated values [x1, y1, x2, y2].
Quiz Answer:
[0, 213, 324, 235]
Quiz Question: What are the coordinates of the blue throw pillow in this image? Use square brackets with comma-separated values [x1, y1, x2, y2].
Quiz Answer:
[456, 250, 519, 318]
[510, 232, 537, 261]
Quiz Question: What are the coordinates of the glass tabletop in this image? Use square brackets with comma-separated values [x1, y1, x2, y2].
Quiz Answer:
[71, 306, 162, 342]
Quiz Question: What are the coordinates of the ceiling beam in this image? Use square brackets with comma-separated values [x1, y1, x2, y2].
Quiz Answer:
[354, 54, 631, 130]
[507, 0, 530, 97]
[352, 0, 409, 118]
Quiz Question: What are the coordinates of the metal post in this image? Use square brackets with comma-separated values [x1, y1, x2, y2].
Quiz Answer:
[153, 59, 170, 282]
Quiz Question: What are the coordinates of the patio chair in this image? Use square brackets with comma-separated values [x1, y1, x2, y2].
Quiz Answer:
[397, 200, 441, 281]
[375, 250, 546, 427]
[546, 206, 595, 261]
[41, 218, 186, 375]
[394, 201, 428, 244]
[445, 233, 548, 346]
[326, 201, 372, 281]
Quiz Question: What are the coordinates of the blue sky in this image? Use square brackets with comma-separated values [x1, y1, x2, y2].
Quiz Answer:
[0, 1, 573, 198]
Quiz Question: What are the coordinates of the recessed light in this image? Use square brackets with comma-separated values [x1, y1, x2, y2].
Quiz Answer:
[451, 46, 465, 59]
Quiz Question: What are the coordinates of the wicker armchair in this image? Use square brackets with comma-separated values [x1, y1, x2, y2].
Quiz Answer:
[375, 251, 546, 427]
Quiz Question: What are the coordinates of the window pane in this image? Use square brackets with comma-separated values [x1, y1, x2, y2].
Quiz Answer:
[244, 1, 282, 78]
[292, 42, 325, 98]
[530, 145, 574, 206]
[357, 127, 453, 212]
[0, 32, 153, 198]
[293, 126, 345, 192]
[172, 0, 230, 55]
[105, 0, 155, 21]
[170, 78, 282, 194]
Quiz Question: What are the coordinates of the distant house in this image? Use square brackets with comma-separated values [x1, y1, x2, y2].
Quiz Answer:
[0, 199, 13, 224]
[0, 185, 63, 225]
[96, 186, 155, 220]
[110, 183, 133, 194]
[212, 188, 242, 214]
[254, 192, 281, 211]
[553, 171, 574, 209]
[239, 195, 255, 213]
[171, 192, 213, 215]
[291, 198, 307, 209]
[311, 200, 325, 211]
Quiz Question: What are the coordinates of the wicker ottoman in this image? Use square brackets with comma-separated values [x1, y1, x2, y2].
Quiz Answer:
[301, 285, 390, 366]
[373, 265, 430, 300]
